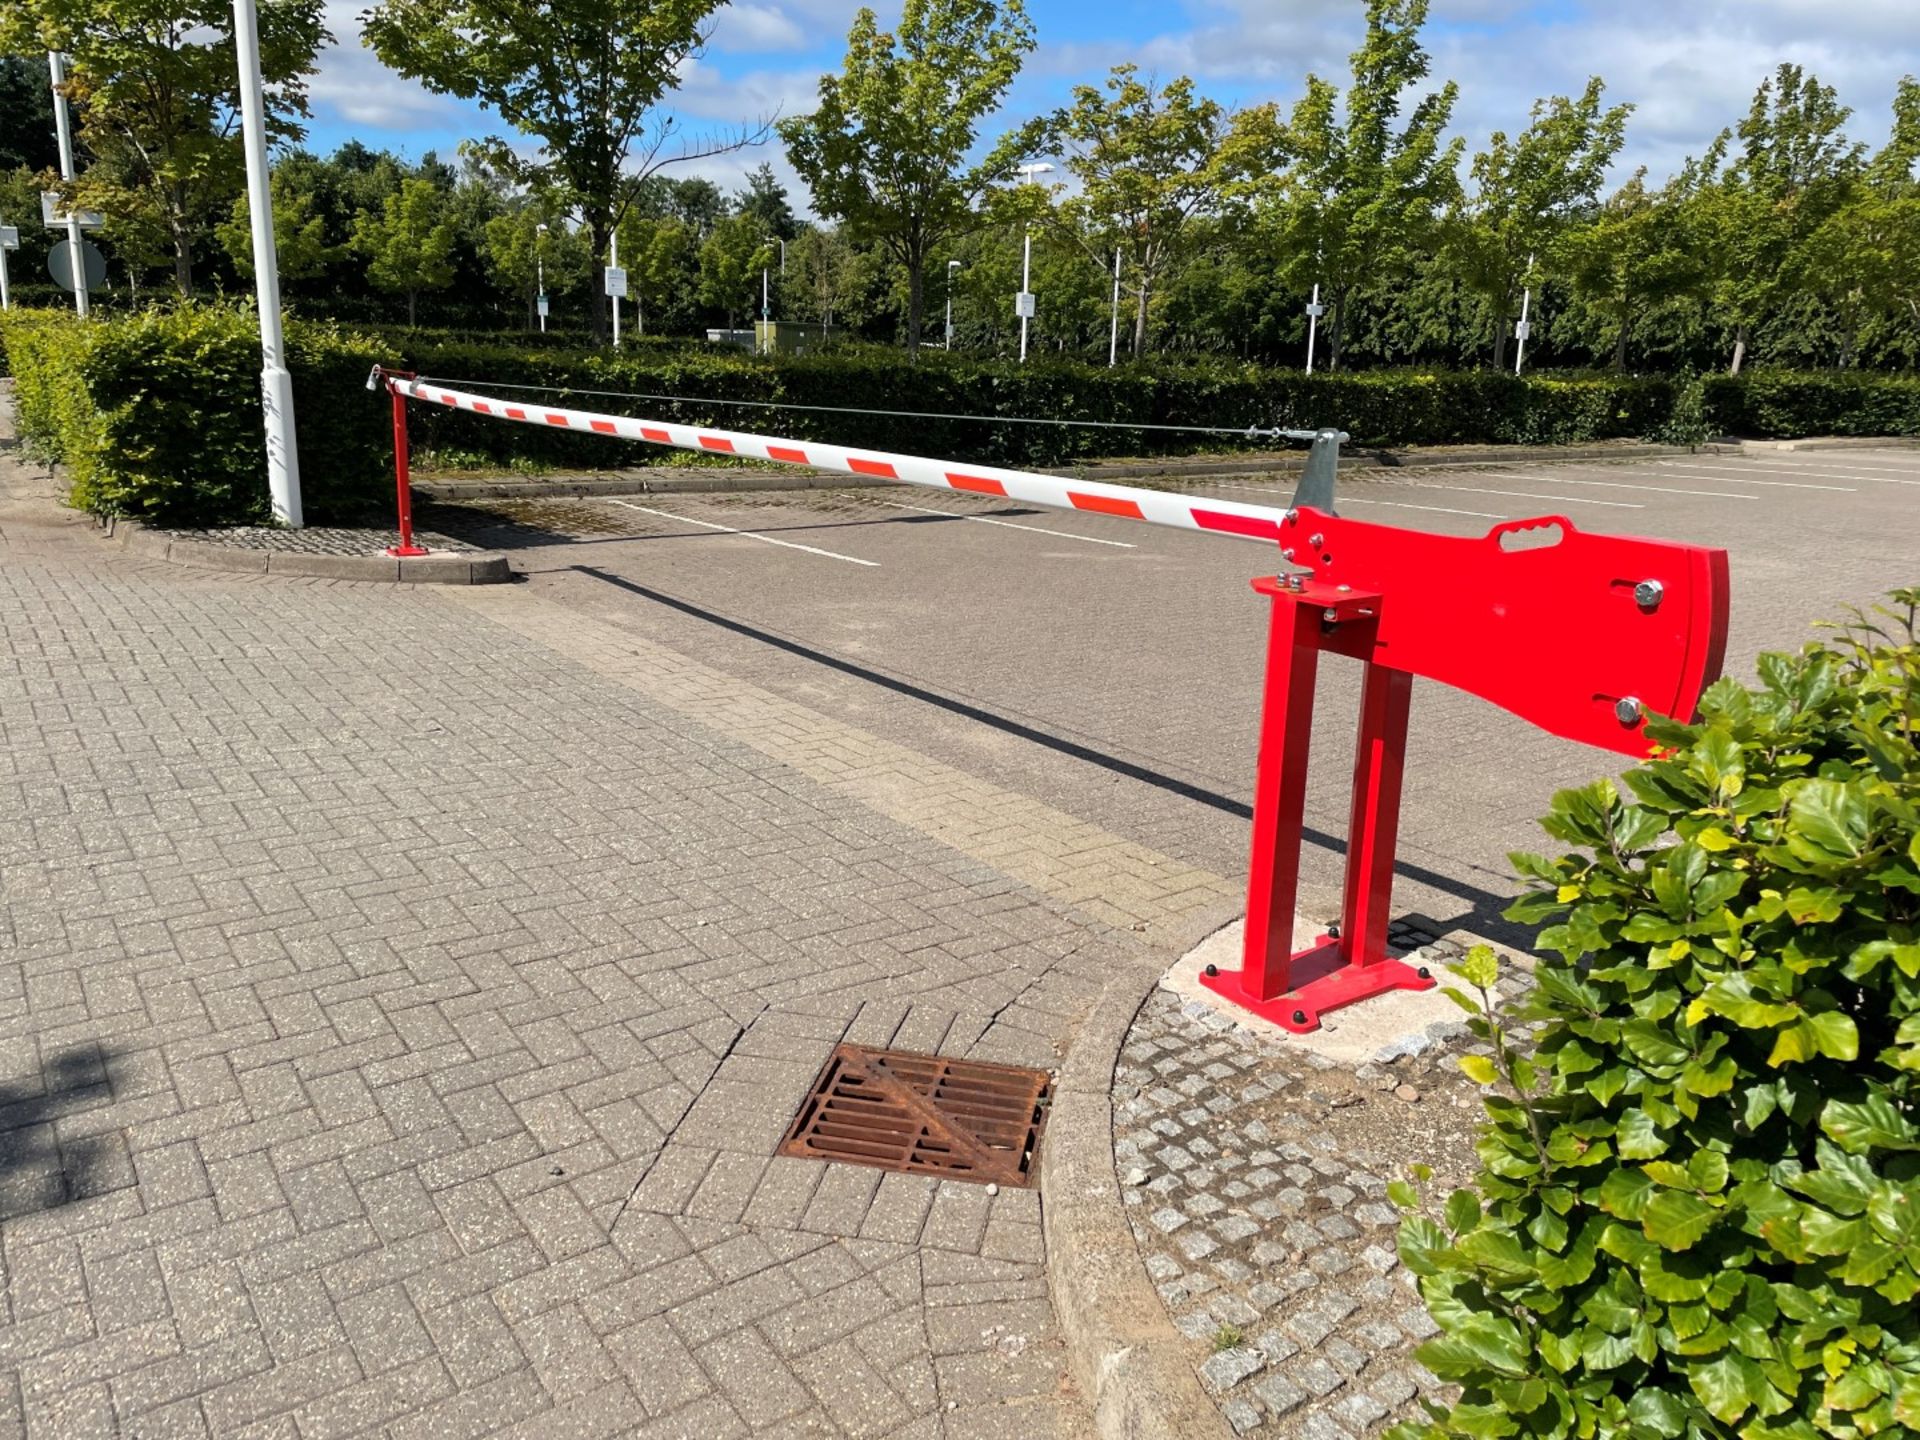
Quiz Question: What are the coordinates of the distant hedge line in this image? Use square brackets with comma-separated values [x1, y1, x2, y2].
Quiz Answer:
[2, 303, 1917, 528]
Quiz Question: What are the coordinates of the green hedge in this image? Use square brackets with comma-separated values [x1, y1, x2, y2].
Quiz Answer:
[1, 305, 391, 526]
[3, 302, 1917, 528]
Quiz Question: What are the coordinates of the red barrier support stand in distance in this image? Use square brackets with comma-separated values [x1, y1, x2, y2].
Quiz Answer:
[382, 370, 429, 558]
[1199, 576, 1435, 1034]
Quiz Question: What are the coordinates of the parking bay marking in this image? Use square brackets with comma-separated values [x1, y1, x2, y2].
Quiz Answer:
[871, 498, 1137, 548]
[611, 500, 880, 566]
[1732, 459, 1920, 486]
[1654, 463, 1854, 492]
[1499, 473, 1759, 501]
[1365, 478, 1644, 509]
[1200, 481, 1509, 521]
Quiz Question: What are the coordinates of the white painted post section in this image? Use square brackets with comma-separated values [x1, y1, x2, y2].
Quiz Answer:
[232, 0, 302, 526]
[1514, 253, 1536, 376]
[1305, 283, 1323, 375]
[47, 52, 87, 318]
[611, 230, 620, 348]
[1018, 229, 1031, 363]
[1108, 250, 1121, 367]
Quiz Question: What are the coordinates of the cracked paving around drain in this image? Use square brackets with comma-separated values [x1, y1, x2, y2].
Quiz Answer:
[1114, 929, 1543, 1439]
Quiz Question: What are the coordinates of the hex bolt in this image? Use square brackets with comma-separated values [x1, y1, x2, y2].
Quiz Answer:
[1326, 922, 1341, 938]
[1615, 696, 1644, 724]
[1417, 966, 1431, 979]
[1634, 578, 1665, 609]
[1285, 508, 1298, 522]
[1292, 1009, 1308, 1025]
[1309, 532, 1325, 548]
[1204, 963, 1218, 977]
[1282, 547, 1296, 561]
[1322, 608, 1339, 623]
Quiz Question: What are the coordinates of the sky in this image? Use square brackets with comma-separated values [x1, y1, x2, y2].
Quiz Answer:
[303, 0, 1920, 206]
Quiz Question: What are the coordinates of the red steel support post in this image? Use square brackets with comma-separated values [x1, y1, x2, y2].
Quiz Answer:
[1200, 578, 1434, 1034]
[386, 379, 429, 558]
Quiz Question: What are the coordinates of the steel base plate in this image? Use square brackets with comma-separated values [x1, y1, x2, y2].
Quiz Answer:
[1197, 937, 1435, 1034]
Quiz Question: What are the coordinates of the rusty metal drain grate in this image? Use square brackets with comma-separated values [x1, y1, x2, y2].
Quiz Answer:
[777, 1044, 1052, 1189]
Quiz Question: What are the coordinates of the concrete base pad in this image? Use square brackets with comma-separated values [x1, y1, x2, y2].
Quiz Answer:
[1162, 918, 1507, 1068]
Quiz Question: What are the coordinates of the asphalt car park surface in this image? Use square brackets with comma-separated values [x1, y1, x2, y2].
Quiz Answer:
[435, 444, 1920, 943]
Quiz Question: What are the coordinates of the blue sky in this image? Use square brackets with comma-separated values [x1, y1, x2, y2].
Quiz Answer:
[303, 0, 1920, 205]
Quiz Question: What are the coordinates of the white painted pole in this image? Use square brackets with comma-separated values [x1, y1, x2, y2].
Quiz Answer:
[47, 52, 87, 318]
[1019, 229, 1031, 363]
[1305, 283, 1321, 375]
[1108, 250, 1121, 367]
[0, 247, 10, 311]
[611, 230, 620, 349]
[231, 1, 302, 527]
[1514, 252, 1536, 376]
[537, 224, 547, 333]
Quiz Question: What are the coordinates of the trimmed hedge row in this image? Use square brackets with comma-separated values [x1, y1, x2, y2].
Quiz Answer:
[2, 303, 1916, 527]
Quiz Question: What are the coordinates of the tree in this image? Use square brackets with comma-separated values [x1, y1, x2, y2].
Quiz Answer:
[734, 162, 797, 240]
[618, 213, 696, 335]
[0, 0, 327, 296]
[217, 168, 337, 281]
[1042, 65, 1249, 357]
[1704, 63, 1865, 373]
[355, 176, 456, 325]
[363, 0, 764, 343]
[1250, 0, 1463, 370]
[484, 203, 585, 329]
[781, 0, 1037, 353]
[786, 224, 870, 330]
[1447, 78, 1630, 369]
[1560, 167, 1711, 369]
[697, 213, 774, 329]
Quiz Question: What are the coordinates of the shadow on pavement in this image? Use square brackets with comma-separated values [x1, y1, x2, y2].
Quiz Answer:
[572, 564, 1532, 948]
[0, 1045, 132, 1221]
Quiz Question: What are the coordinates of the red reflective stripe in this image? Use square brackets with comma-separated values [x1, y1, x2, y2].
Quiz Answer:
[1192, 509, 1281, 542]
[641, 426, 671, 442]
[439, 392, 456, 405]
[946, 472, 1008, 496]
[1070, 492, 1144, 519]
[506, 407, 526, 420]
[767, 445, 809, 464]
[544, 412, 570, 426]
[590, 419, 617, 434]
[700, 436, 735, 452]
[848, 457, 897, 478]
[474, 402, 492, 415]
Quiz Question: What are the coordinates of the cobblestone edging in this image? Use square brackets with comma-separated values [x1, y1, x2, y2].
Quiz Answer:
[113, 520, 512, 584]
[1111, 935, 1543, 1440]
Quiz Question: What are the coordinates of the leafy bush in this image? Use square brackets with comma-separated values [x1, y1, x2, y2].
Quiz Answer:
[1706, 372, 1920, 440]
[1, 304, 390, 526]
[1392, 592, 1920, 1439]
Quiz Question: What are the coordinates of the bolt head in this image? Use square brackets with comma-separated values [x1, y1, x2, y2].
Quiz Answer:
[1615, 696, 1644, 724]
[1634, 579, 1665, 609]
[1292, 1010, 1308, 1025]
[1281, 547, 1295, 561]
[1308, 532, 1325, 547]
[1204, 963, 1218, 977]
[1322, 607, 1339, 623]
[1284, 509, 1298, 522]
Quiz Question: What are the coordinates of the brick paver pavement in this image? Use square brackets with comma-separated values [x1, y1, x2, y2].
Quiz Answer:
[0, 457, 1235, 1436]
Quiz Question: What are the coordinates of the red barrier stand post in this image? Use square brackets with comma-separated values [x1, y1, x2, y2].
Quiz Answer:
[1200, 576, 1433, 1033]
[378, 369, 428, 558]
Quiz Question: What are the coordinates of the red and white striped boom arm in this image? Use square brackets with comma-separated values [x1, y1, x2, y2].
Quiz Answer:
[390, 375, 1300, 545]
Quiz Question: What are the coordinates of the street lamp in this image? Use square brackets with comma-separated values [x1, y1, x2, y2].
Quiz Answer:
[946, 259, 961, 349]
[231, 1, 301, 526]
[1514, 252, 1536, 375]
[1014, 162, 1053, 363]
[535, 222, 548, 333]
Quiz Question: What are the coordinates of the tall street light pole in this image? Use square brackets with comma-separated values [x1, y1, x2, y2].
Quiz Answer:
[47, 51, 87, 318]
[946, 259, 960, 349]
[231, 0, 301, 526]
[1014, 162, 1052, 364]
[1514, 252, 1536, 375]
[1107, 250, 1121, 367]
[536, 223, 548, 333]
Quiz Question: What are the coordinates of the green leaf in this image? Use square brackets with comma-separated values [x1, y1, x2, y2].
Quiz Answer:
[1627, 1387, 1692, 1434]
[1616, 1108, 1668, 1160]
[1621, 1020, 1691, 1068]
[1398, 1216, 1451, 1276]
[1787, 778, 1871, 861]
[1689, 1352, 1755, 1424]
[1822, 1093, 1920, 1152]
[1388, 1180, 1420, 1209]
[1458, 1054, 1498, 1086]
[1643, 1189, 1719, 1250]
[1807, 1011, 1859, 1061]
[1598, 1167, 1655, 1221]
[1445, 1189, 1483, 1235]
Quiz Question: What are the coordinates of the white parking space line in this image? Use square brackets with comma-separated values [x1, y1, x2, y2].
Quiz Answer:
[871, 499, 1137, 548]
[1741, 452, 1920, 472]
[610, 500, 880, 566]
[1732, 459, 1920, 486]
[1502, 472, 1759, 501]
[1201, 480, 1508, 521]
[1654, 463, 1855, 492]
[1370, 478, 1643, 509]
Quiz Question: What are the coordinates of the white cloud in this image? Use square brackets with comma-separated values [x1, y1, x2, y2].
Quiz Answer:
[306, 3, 471, 134]
[708, 3, 810, 53]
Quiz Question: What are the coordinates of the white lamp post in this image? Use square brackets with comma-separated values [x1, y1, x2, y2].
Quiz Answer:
[945, 259, 961, 349]
[1014, 162, 1052, 363]
[1108, 250, 1121, 367]
[1514, 252, 1536, 375]
[1305, 283, 1324, 375]
[231, 1, 301, 526]
[536, 223, 548, 332]
[47, 52, 87, 318]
